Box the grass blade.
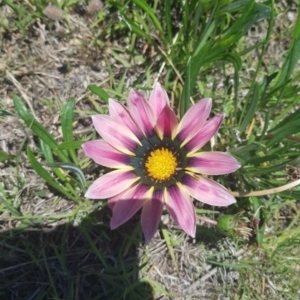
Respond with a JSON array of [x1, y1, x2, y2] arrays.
[[26, 146, 75, 201], [46, 162, 86, 191], [88, 85, 109, 103], [61, 98, 78, 164], [13, 95, 68, 162], [239, 83, 259, 134]]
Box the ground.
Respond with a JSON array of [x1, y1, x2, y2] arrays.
[[1, 1, 300, 300]]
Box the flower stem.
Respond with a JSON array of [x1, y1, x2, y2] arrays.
[[231, 178, 300, 197], [197, 216, 217, 226]]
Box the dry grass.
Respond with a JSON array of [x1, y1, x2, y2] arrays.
[[1, 1, 300, 299]]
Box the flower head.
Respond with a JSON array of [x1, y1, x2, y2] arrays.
[[83, 83, 240, 243]]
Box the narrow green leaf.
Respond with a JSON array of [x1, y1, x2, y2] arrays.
[[131, 0, 164, 36], [239, 83, 259, 133], [26, 146, 74, 200], [271, 109, 300, 132], [249, 197, 265, 245], [45, 162, 86, 191], [180, 3, 218, 117], [120, 15, 152, 43], [267, 118, 300, 147], [13, 95, 68, 162], [230, 142, 265, 160], [57, 141, 84, 150], [193, 20, 216, 58], [140, 277, 171, 296], [164, 0, 172, 43], [40, 139, 76, 193], [274, 6, 300, 88], [180, 56, 192, 118], [40, 137, 54, 164], [88, 85, 109, 102], [61, 98, 78, 164], [62, 98, 75, 143], [0, 150, 14, 162], [161, 224, 178, 270]]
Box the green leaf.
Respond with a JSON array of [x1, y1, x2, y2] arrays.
[[61, 98, 75, 144], [45, 162, 86, 191], [57, 141, 84, 150], [180, 3, 217, 117], [26, 146, 74, 200], [13, 95, 68, 162], [120, 15, 152, 43], [249, 197, 266, 245], [267, 118, 300, 147], [180, 56, 192, 118], [88, 85, 109, 103], [274, 7, 300, 88], [131, 0, 164, 37], [40, 139, 71, 185], [161, 223, 178, 270], [270, 109, 300, 132], [0, 150, 14, 162], [239, 83, 259, 134], [40, 140, 79, 197], [164, 0, 172, 43], [61, 98, 77, 164]]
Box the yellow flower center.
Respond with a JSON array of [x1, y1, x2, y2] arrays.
[[145, 148, 177, 181]]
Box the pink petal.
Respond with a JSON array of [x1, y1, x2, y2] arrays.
[[128, 89, 156, 137], [164, 185, 196, 237], [141, 189, 164, 243], [108, 98, 142, 138], [85, 170, 138, 199], [155, 104, 178, 139], [176, 98, 212, 146], [185, 114, 224, 153], [92, 115, 140, 155], [149, 82, 170, 117], [82, 140, 129, 168], [183, 174, 236, 206], [188, 151, 241, 175], [107, 195, 118, 211], [110, 184, 150, 229]]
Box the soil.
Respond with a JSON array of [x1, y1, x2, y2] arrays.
[[0, 1, 298, 299]]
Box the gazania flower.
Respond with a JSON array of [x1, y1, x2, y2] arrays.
[[83, 83, 240, 243]]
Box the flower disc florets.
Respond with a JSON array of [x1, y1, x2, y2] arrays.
[[130, 136, 187, 189], [82, 83, 241, 243]]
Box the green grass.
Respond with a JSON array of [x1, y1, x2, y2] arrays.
[[1, 0, 300, 299]]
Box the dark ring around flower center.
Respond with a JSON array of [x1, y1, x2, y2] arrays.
[[129, 135, 188, 190]]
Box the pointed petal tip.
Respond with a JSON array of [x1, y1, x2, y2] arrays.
[[81, 141, 88, 152], [183, 175, 237, 207], [231, 197, 237, 204], [188, 152, 241, 175], [128, 89, 156, 137], [202, 97, 212, 102], [108, 97, 116, 103], [110, 220, 119, 230], [141, 193, 164, 244], [177, 97, 213, 146], [91, 114, 100, 121], [149, 82, 170, 117], [188, 230, 196, 239], [143, 233, 154, 244], [153, 81, 162, 89], [198, 97, 212, 107], [165, 185, 197, 238], [128, 88, 140, 99], [84, 189, 94, 199]]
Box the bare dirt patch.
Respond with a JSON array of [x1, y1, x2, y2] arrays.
[[0, 1, 298, 299]]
